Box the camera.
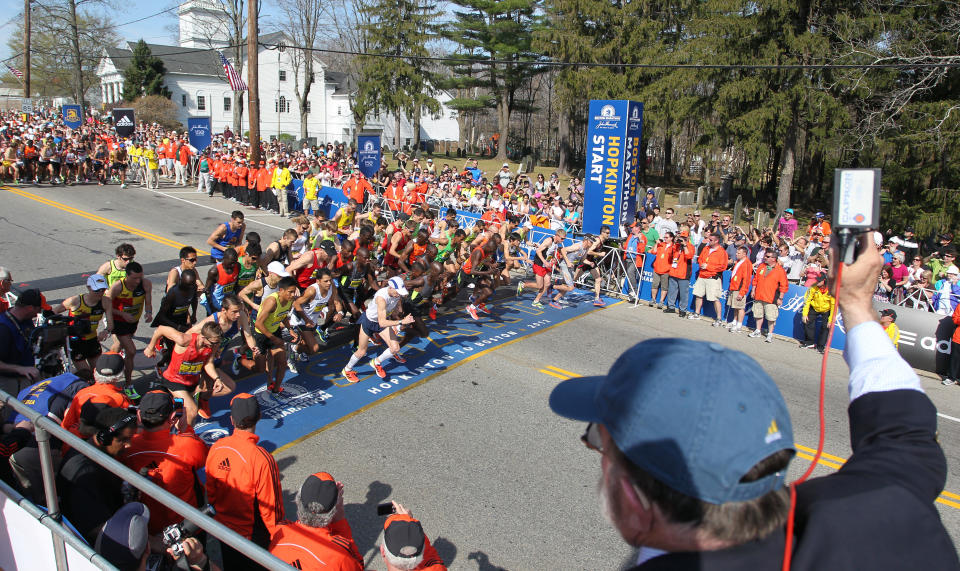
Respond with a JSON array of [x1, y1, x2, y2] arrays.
[[162, 504, 216, 558]]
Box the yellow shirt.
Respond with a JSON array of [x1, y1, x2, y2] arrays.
[[272, 168, 292, 190], [144, 148, 159, 170], [884, 322, 900, 348], [303, 177, 319, 200]]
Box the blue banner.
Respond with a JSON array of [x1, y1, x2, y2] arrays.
[[583, 100, 642, 238], [62, 105, 82, 130], [187, 117, 212, 152], [357, 134, 381, 179]]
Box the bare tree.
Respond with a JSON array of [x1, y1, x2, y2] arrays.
[[278, 0, 322, 140]]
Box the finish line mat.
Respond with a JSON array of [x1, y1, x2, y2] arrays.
[[192, 291, 618, 453]]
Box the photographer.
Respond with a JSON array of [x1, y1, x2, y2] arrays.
[[379, 503, 447, 571], [0, 288, 44, 401], [268, 471, 362, 570]]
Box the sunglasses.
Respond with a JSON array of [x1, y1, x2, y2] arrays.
[[120, 256, 134, 262], [581, 423, 603, 452], [184, 257, 198, 262]]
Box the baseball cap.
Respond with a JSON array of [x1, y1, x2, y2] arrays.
[[87, 274, 108, 291], [549, 339, 795, 504], [815, 211, 825, 218], [646, 189, 655, 195], [15, 288, 43, 308], [947, 265, 959, 276], [230, 393, 260, 424], [139, 391, 174, 423], [267, 261, 290, 276], [814, 271, 828, 284], [905, 226, 915, 233], [502, 162, 509, 167], [879, 308, 897, 321], [95, 502, 150, 570], [388, 276, 408, 296], [941, 233, 954, 241], [96, 352, 125, 377], [299, 472, 338, 513], [79, 400, 112, 427], [783, 208, 794, 214], [383, 514, 426, 559]]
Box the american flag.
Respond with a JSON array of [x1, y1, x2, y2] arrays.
[[218, 51, 247, 92], [5, 63, 23, 82]]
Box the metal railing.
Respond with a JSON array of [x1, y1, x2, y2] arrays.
[[0, 389, 289, 570]]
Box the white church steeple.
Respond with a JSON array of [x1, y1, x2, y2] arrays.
[[178, 0, 232, 49]]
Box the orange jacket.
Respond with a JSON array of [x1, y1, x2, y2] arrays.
[[247, 167, 259, 189], [953, 303, 960, 344], [385, 183, 403, 212], [205, 430, 284, 539], [227, 165, 238, 186], [342, 177, 372, 204], [177, 145, 191, 165], [729, 257, 754, 297], [268, 519, 362, 571], [652, 242, 674, 274], [258, 167, 275, 192], [60, 383, 132, 437], [120, 427, 208, 534], [751, 262, 789, 304], [697, 246, 728, 278], [667, 242, 695, 279], [236, 165, 248, 187]]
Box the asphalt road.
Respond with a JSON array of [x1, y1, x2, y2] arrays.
[[1, 179, 958, 569]]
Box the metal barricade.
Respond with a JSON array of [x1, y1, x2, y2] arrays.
[[0, 389, 289, 570]]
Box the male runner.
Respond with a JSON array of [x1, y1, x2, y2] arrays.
[[260, 229, 298, 271], [165, 246, 201, 293], [332, 198, 358, 240], [549, 236, 593, 309], [52, 275, 110, 373], [144, 322, 225, 425], [202, 248, 240, 315], [206, 211, 246, 264], [292, 269, 346, 355], [97, 244, 136, 288], [341, 277, 414, 383], [571, 225, 609, 307], [459, 240, 498, 320], [526, 229, 566, 308], [104, 261, 153, 385], [253, 276, 301, 393], [150, 269, 199, 372]]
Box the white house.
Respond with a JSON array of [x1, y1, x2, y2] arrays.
[[96, 0, 459, 147]]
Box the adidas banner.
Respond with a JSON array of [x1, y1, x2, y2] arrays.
[[113, 108, 136, 138]]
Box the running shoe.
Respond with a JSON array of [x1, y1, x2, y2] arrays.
[[197, 398, 212, 420], [549, 301, 563, 310], [429, 305, 437, 320], [712, 320, 723, 327], [268, 382, 284, 394], [466, 305, 480, 320], [593, 298, 605, 307], [286, 354, 298, 373], [748, 330, 762, 338], [371, 358, 387, 378], [317, 327, 328, 343], [468, 294, 476, 304], [517, 281, 525, 296], [687, 314, 701, 320], [531, 301, 544, 309], [393, 352, 407, 364], [342, 368, 360, 383], [765, 333, 774, 343], [476, 303, 490, 314], [229, 356, 242, 376], [123, 386, 141, 401], [297, 351, 310, 362]]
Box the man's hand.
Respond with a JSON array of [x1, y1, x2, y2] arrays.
[[400, 314, 415, 325], [16, 366, 39, 382], [801, 313, 808, 324], [830, 232, 883, 331], [97, 329, 110, 342], [144, 345, 157, 359], [392, 501, 411, 516]]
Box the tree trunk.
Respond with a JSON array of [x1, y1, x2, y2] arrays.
[[496, 88, 509, 161], [233, 41, 244, 135], [412, 105, 421, 152], [67, 0, 84, 105], [395, 112, 401, 149], [662, 134, 673, 180], [558, 109, 571, 174], [776, 109, 799, 214]]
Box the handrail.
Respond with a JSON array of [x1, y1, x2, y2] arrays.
[[0, 389, 289, 570]]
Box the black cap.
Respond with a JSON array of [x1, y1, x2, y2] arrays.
[[139, 391, 173, 423], [879, 308, 897, 321], [905, 226, 915, 233], [95, 502, 150, 569], [383, 515, 426, 558], [96, 352, 125, 377], [299, 472, 338, 513], [15, 288, 43, 308], [230, 393, 260, 424], [80, 401, 112, 427]]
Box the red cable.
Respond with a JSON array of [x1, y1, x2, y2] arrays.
[[782, 261, 844, 571]]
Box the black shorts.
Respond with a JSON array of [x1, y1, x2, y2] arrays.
[[456, 269, 477, 288], [252, 330, 282, 353], [576, 260, 598, 273], [359, 313, 383, 338], [113, 320, 139, 337], [158, 376, 197, 394], [70, 337, 102, 362]]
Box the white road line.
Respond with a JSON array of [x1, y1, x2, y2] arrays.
[[144, 187, 287, 231], [938, 412, 960, 423]]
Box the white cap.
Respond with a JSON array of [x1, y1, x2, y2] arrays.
[[87, 274, 108, 291], [388, 276, 408, 296], [948, 265, 959, 276], [873, 231, 884, 247], [267, 261, 290, 276], [502, 163, 509, 167]]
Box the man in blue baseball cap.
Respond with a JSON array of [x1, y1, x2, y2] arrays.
[[549, 234, 957, 569]]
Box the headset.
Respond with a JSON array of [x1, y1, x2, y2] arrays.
[[96, 413, 137, 447]]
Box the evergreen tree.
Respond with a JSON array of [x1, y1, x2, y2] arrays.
[[121, 40, 170, 102]]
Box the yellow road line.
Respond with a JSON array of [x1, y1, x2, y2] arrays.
[[544, 365, 579, 377], [2, 186, 211, 255], [537, 366, 960, 511], [539, 369, 570, 380], [271, 301, 619, 455]]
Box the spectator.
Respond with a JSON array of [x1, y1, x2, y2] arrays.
[[874, 265, 896, 303], [879, 308, 899, 349], [94, 502, 151, 571], [882, 240, 901, 265], [59, 352, 133, 437], [639, 219, 659, 250], [649, 233, 674, 309], [777, 240, 805, 283], [927, 248, 956, 282], [653, 207, 678, 238], [641, 189, 658, 216], [724, 245, 753, 332], [748, 247, 789, 343], [0, 266, 11, 312], [945, 302, 960, 386], [777, 208, 798, 239], [932, 232, 955, 260], [379, 504, 447, 571], [547, 238, 958, 569], [889, 252, 909, 302], [933, 265, 960, 315], [802, 251, 829, 287], [688, 233, 728, 321], [268, 472, 363, 570], [800, 272, 835, 353], [806, 211, 832, 237], [891, 226, 919, 260], [664, 232, 695, 317], [0, 288, 44, 400], [206, 393, 284, 570]]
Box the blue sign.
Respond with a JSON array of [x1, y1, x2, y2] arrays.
[[357, 134, 381, 179], [62, 105, 82, 130], [583, 100, 643, 238], [187, 117, 212, 152]]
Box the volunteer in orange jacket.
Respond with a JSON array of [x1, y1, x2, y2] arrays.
[[258, 160, 275, 211], [748, 247, 789, 342], [725, 245, 754, 332], [689, 232, 729, 321], [342, 171, 372, 205], [664, 231, 695, 316], [649, 232, 674, 309], [379, 505, 448, 571], [206, 393, 284, 570], [60, 353, 132, 438]]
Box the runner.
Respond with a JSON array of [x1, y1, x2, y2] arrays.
[[398, 228, 431, 273], [549, 236, 592, 310], [144, 321, 224, 426], [332, 199, 359, 240], [261, 229, 298, 271], [206, 211, 246, 264], [292, 269, 346, 357], [238, 261, 289, 320], [459, 240, 498, 320], [51, 275, 110, 373], [286, 241, 333, 290], [97, 244, 137, 288], [337, 246, 378, 323], [253, 276, 301, 393], [104, 261, 153, 385], [340, 277, 414, 384], [571, 225, 610, 307], [383, 220, 416, 276], [202, 248, 240, 315], [165, 246, 201, 293]]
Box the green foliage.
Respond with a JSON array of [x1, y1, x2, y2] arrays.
[[121, 40, 170, 102]]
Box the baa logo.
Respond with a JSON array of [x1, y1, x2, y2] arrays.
[[363, 141, 375, 152], [600, 105, 616, 117], [594, 103, 621, 129], [631, 106, 640, 120], [66, 109, 79, 122]]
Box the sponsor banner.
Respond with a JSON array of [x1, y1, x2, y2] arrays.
[[112, 108, 136, 138], [61, 105, 82, 130], [357, 134, 381, 179], [193, 293, 615, 450], [584, 100, 641, 238], [187, 117, 212, 152]]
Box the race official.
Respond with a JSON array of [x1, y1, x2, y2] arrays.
[[0, 289, 45, 400], [379, 504, 447, 571], [205, 393, 284, 570], [549, 235, 959, 569], [119, 391, 209, 535], [749, 247, 789, 343], [689, 233, 728, 321], [268, 472, 363, 571], [60, 353, 132, 438]]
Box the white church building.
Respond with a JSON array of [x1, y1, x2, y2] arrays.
[[96, 0, 459, 147]]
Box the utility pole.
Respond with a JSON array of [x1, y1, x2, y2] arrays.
[[246, 0, 261, 163], [23, 0, 30, 98]]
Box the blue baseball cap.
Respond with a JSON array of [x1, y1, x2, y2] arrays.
[[549, 339, 795, 504]]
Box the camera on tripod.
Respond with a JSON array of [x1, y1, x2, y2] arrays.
[[162, 505, 216, 558]]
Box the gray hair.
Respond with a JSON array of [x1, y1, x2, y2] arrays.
[[0, 267, 10, 281], [296, 488, 337, 529], [93, 370, 125, 386], [894, 251, 905, 261], [378, 530, 424, 571]]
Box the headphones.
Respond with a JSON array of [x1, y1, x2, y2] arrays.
[[96, 414, 137, 447]]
